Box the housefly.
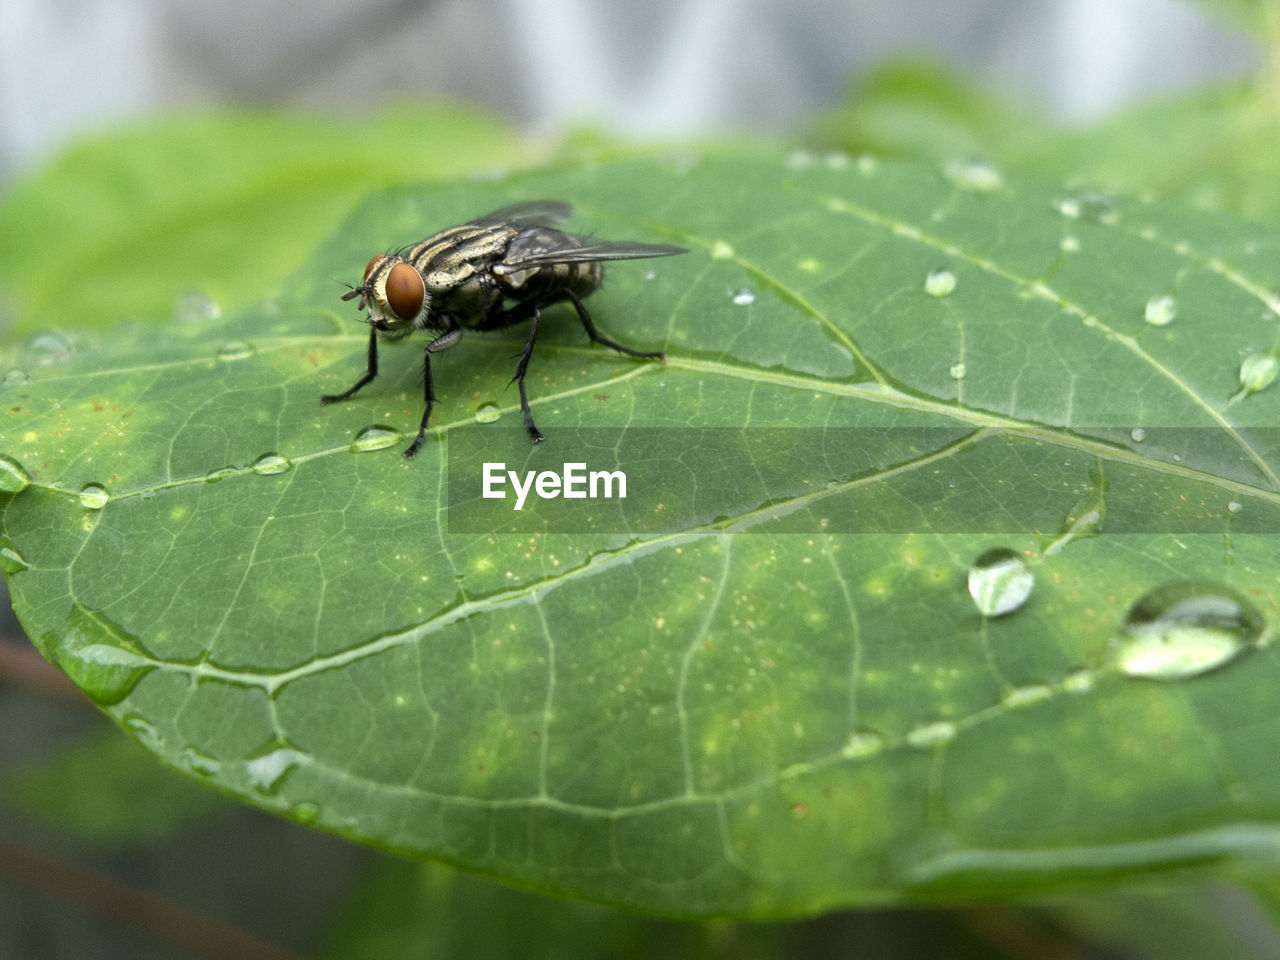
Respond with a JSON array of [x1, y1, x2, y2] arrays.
[[324, 200, 687, 458]]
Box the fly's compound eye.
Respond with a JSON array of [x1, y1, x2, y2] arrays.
[[363, 255, 389, 282], [384, 262, 425, 319]]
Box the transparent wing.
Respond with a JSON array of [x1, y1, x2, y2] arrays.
[[468, 200, 574, 228], [500, 232, 688, 269]]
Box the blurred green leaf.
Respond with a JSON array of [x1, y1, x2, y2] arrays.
[[5, 152, 1280, 916], [0, 105, 520, 336], [816, 64, 1280, 221]]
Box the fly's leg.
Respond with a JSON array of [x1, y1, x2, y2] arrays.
[[512, 307, 545, 443], [562, 288, 665, 361], [321, 327, 379, 404], [404, 322, 463, 459]]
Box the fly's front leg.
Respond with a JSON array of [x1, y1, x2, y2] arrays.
[[403, 322, 462, 459], [562, 288, 664, 361], [321, 327, 379, 404]]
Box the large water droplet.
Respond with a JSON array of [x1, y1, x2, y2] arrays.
[[732, 288, 756, 306], [1130, 427, 1146, 443], [24, 330, 72, 366], [1112, 581, 1264, 680], [925, 268, 957, 297], [968, 547, 1034, 617], [0, 536, 28, 574], [176, 291, 222, 324], [949, 362, 967, 380], [49, 604, 154, 706], [251, 453, 292, 476], [0, 455, 31, 493], [1229, 352, 1278, 404], [475, 404, 501, 424], [350, 425, 401, 452], [3, 369, 29, 387], [1144, 295, 1177, 326], [944, 159, 1003, 192], [78, 483, 110, 510]]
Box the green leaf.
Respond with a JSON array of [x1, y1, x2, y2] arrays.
[[0, 106, 520, 336], [5, 152, 1280, 916]]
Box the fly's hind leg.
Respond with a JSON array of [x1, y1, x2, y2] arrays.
[[561, 288, 664, 361], [511, 306, 545, 443]]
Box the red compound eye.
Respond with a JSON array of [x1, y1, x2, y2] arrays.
[[384, 262, 425, 319], [363, 255, 388, 282]]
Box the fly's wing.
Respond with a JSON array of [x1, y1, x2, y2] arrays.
[[499, 230, 688, 270], [468, 200, 574, 228]]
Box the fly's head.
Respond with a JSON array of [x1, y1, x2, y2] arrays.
[[342, 254, 429, 335]]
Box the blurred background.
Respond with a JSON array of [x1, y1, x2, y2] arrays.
[[0, 0, 1261, 182], [3, 1, 1280, 958]]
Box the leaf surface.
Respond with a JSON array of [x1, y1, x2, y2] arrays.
[[4, 153, 1280, 915]]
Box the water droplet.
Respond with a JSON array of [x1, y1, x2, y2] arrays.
[[840, 730, 885, 758], [944, 159, 1002, 192], [123, 715, 162, 751], [291, 801, 321, 823], [644, 270, 656, 281], [785, 149, 815, 170], [245, 747, 304, 794], [1061, 669, 1095, 694], [350, 425, 402, 451], [925, 268, 957, 297], [205, 466, 236, 483], [906, 720, 957, 748], [180, 747, 221, 777], [24, 330, 72, 367], [175, 291, 221, 324], [251, 454, 291, 476], [856, 154, 878, 175], [1228, 501, 1243, 514], [1130, 427, 1146, 443], [0, 455, 31, 494], [1056, 192, 1117, 223], [217, 340, 253, 361], [1229, 351, 1279, 404], [968, 547, 1034, 617], [1112, 581, 1264, 680], [798, 258, 820, 273], [49, 604, 154, 706], [474, 404, 501, 425], [0, 537, 28, 574], [1060, 235, 1081, 253], [710, 241, 735, 261], [949, 363, 967, 380], [732, 288, 756, 306], [3, 369, 29, 386], [78, 483, 110, 510], [1002, 685, 1053, 709], [1144, 295, 1177, 326]]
